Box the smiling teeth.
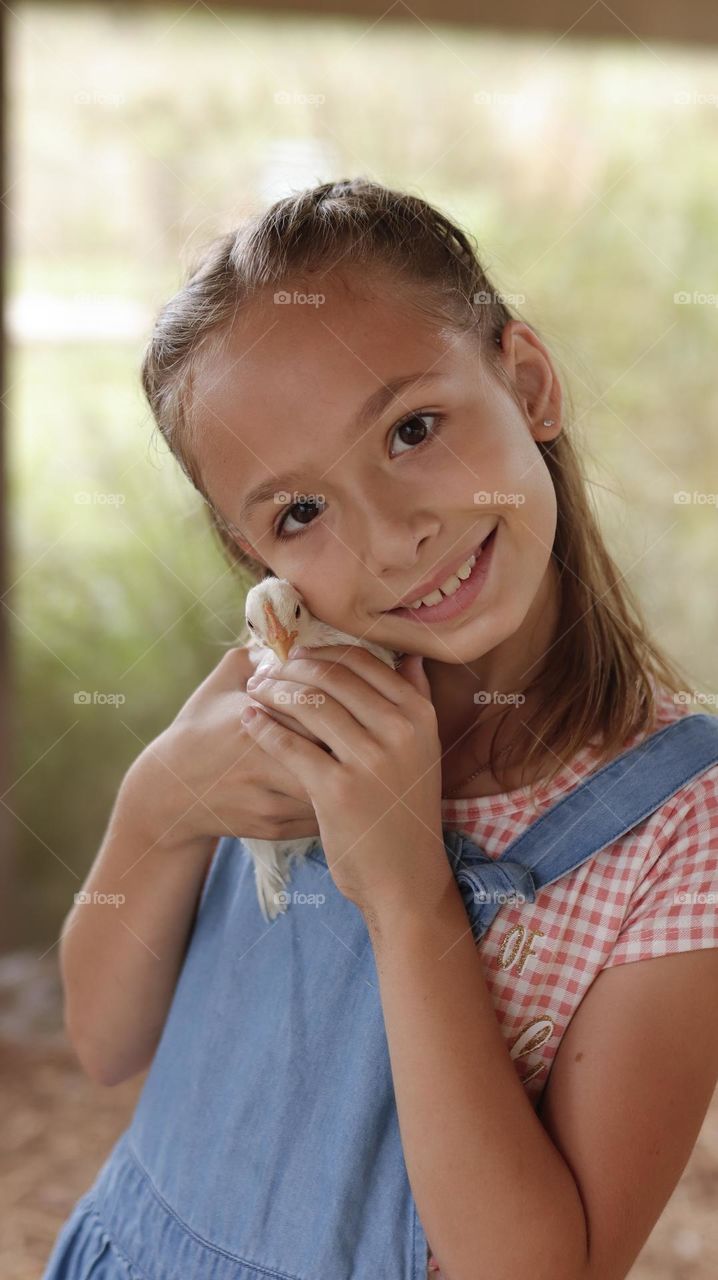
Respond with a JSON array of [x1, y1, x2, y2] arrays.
[[407, 552, 477, 610]]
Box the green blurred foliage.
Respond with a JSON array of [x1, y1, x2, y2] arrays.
[[10, 344, 250, 939], [8, 5, 718, 944]]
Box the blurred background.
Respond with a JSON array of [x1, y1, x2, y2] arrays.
[[1, 2, 717, 1276]]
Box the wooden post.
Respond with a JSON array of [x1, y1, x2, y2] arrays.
[[0, 4, 14, 949]]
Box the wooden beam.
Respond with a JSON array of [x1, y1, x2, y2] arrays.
[[123, 0, 718, 46], [30, 0, 718, 44]]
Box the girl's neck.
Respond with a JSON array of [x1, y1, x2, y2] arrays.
[[425, 560, 561, 800], [436, 686, 550, 799]]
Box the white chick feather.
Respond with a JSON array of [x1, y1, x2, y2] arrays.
[[241, 577, 400, 922]]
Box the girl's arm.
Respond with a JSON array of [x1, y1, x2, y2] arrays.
[[364, 867, 588, 1280], [364, 870, 718, 1280], [61, 646, 319, 1088], [60, 762, 219, 1087], [536, 946, 718, 1280]]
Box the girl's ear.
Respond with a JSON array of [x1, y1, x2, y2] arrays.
[[498, 321, 562, 441]]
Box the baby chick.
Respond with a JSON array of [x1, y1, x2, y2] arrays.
[[241, 577, 399, 921]]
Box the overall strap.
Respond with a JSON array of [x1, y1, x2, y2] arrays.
[[443, 713, 718, 943]]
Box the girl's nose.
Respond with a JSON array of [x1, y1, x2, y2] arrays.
[[361, 492, 441, 573]]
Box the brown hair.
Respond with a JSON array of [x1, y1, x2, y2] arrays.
[[140, 176, 692, 796]]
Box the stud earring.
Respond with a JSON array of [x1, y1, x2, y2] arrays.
[[543, 419, 556, 426]]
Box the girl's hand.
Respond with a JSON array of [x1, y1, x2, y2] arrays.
[[126, 646, 320, 851], [241, 645, 448, 917]]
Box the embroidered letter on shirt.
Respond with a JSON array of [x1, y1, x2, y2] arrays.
[[510, 1018, 555, 1084], [495, 923, 553, 1084], [497, 923, 545, 975]]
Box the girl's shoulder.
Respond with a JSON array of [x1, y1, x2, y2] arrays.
[[554, 683, 718, 968], [442, 681, 718, 947], [443, 680, 718, 827], [599, 695, 718, 968], [606, 681, 718, 826]]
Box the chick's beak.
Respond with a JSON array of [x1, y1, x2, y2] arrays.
[[263, 601, 298, 663]]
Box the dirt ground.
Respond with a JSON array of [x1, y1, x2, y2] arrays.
[[1, 953, 717, 1279]]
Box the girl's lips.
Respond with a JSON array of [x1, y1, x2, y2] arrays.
[[386, 526, 497, 623]]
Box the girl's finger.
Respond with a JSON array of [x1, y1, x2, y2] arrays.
[[248, 742, 319, 806], [243, 692, 328, 745], [240, 704, 340, 792], [246, 678, 390, 771], [255, 651, 421, 733], [286, 644, 419, 708], [394, 652, 431, 699]]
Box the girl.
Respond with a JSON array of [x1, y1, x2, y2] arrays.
[[44, 178, 718, 1280]]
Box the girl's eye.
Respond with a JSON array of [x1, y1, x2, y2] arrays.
[[389, 411, 443, 457], [274, 411, 444, 541], [276, 497, 327, 540]]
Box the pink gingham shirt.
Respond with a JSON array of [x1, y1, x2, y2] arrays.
[[426, 684, 718, 1275]]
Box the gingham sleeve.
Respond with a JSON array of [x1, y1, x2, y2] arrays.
[[603, 764, 718, 968]]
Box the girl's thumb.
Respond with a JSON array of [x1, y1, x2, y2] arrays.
[[397, 652, 430, 695]]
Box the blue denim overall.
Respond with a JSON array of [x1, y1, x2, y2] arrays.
[[43, 712, 718, 1280]]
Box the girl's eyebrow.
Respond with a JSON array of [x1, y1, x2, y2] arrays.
[[237, 369, 441, 524]]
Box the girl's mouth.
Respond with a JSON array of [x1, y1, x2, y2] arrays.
[[385, 526, 498, 624]]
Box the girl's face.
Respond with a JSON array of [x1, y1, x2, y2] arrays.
[[192, 271, 561, 668]]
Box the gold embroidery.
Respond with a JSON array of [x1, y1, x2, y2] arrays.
[[494, 925, 555, 1086], [510, 1016, 555, 1084], [497, 924, 545, 975], [521, 1060, 547, 1085]]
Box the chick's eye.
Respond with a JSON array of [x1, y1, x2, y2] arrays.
[[294, 604, 301, 619], [390, 411, 443, 456]]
